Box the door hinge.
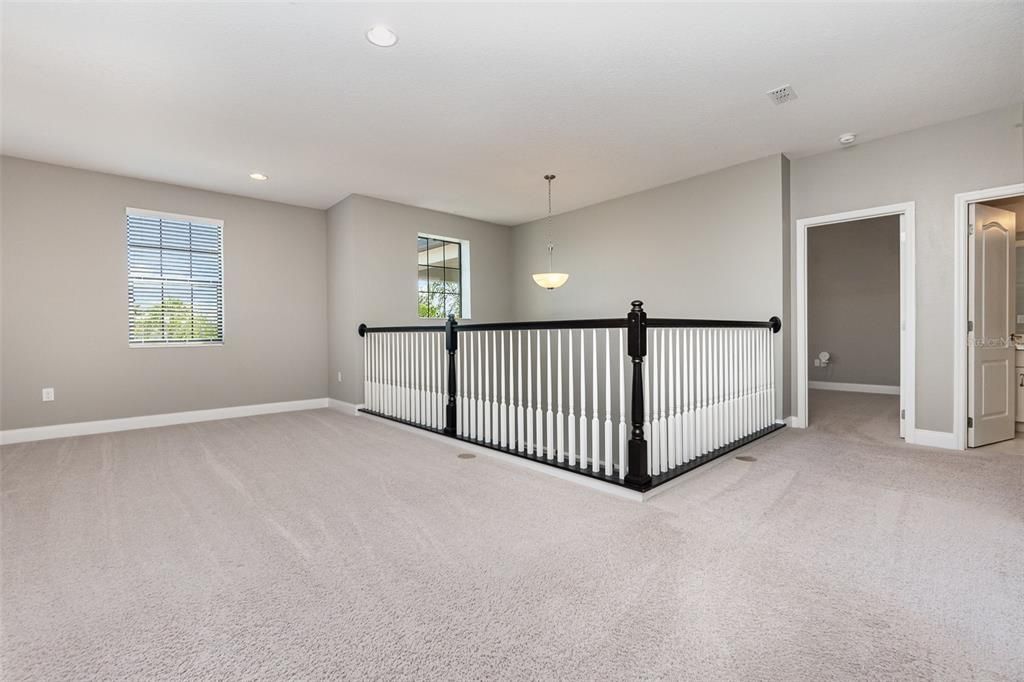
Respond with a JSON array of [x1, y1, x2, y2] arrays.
[[900, 409, 906, 420], [969, 224, 974, 235], [968, 321, 974, 332], [967, 417, 974, 429]]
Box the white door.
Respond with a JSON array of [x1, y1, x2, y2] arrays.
[[968, 204, 1017, 447]]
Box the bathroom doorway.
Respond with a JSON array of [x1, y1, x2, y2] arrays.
[[954, 185, 1024, 449]]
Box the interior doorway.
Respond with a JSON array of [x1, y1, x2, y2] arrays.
[[954, 185, 1024, 449], [795, 203, 916, 439]]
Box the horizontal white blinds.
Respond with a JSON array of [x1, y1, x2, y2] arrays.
[[127, 211, 224, 345]]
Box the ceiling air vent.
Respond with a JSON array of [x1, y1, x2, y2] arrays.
[[766, 84, 798, 105]]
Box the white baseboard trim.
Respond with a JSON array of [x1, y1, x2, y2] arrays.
[[808, 381, 900, 395], [907, 428, 959, 450], [0, 398, 329, 445], [779, 416, 795, 427], [327, 399, 364, 416]]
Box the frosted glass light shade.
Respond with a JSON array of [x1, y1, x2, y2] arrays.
[[532, 272, 569, 290]]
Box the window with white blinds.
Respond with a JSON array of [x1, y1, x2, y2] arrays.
[[127, 208, 224, 346]]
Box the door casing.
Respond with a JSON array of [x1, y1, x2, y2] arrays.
[[794, 202, 916, 441], [954, 184, 1024, 450]]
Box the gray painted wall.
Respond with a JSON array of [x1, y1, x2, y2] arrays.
[[0, 157, 328, 430], [791, 104, 1024, 432], [808, 216, 900, 386], [511, 155, 789, 417], [328, 194, 513, 404]]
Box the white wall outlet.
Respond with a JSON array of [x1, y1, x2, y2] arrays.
[[337, 371, 343, 383], [813, 359, 821, 367], [42, 387, 55, 402]]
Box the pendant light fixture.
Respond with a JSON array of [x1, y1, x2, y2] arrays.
[[531, 173, 570, 290]]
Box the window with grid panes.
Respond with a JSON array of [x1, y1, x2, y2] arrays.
[[417, 236, 463, 318]]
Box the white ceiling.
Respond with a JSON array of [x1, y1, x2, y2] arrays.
[[3, 2, 1022, 225]]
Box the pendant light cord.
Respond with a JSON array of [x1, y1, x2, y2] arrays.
[[544, 173, 556, 270]]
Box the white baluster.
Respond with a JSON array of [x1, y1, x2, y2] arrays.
[[415, 333, 423, 425], [556, 330, 565, 463], [507, 331, 515, 450], [683, 329, 693, 463], [499, 331, 507, 447], [694, 328, 704, 455], [437, 333, 444, 429], [545, 330, 554, 460], [476, 333, 484, 441], [762, 328, 770, 429], [618, 328, 626, 479], [667, 328, 676, 471], [415, 331, 423, 421], [568, 330, 576, 466], [421, 334, 428, 426], [769, 326, 776, 426], [458, 333, 465, 433], [483, 331, 492, 443], [671, 329, 679, 462], [526, 329, 534, 454], [604, 329, 613, 477], [382, 334, 389, 415], [649, 330, 660, 476], [725, 329, 734, 444], [711, 328, 720, 450], [745, 328, 753, 435], [643, 331, 651, 472], [591, 329, 600, 474], [491, 331, 499, 445], [399, 333, 407, 420], [432, 331, 440, 428], [579, 330, 588, 469], [659, 328, 668, 473], [517, 331, 525, 452], [535, 331, 543, 457]]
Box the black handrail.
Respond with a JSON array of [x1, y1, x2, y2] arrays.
[[358, 323, 445, 336], [359, 315, 782, 336], [648, 316, 782, 333]]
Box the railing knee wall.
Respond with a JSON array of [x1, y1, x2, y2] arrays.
[[358, 303, 783, 492]]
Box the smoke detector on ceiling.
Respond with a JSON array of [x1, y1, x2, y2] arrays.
[[766, 85, 798, 105], [838, 133, 857, 146]]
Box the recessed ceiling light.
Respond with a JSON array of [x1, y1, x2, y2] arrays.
[[366, 25, 398, 48], [838, 133, 857, 146], [249, 172, 268, 181]]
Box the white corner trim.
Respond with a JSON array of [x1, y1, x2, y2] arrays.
[[779, 416, 796, 427], [907, 428, 958, 450], [0, 398, 329, 445], [327, 399, 364, 416], [953, 183, 1024, 452], [808, 381, 900, 395]]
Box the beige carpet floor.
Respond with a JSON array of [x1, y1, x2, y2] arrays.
[[2, 391, 1022, 680]]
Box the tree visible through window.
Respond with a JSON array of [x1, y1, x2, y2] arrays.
[[418, 236, 462, 318], [127, 209, 224, 345]]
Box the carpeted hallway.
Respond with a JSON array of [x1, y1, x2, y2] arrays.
[[2, 401, 1022, 680]]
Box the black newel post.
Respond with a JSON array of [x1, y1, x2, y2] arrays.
[[625, 300, 651, 488], [444, 314, 458, 436]]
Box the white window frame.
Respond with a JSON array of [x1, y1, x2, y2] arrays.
[[417, 232, 471, 320], [126, 207, 226, 348]]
